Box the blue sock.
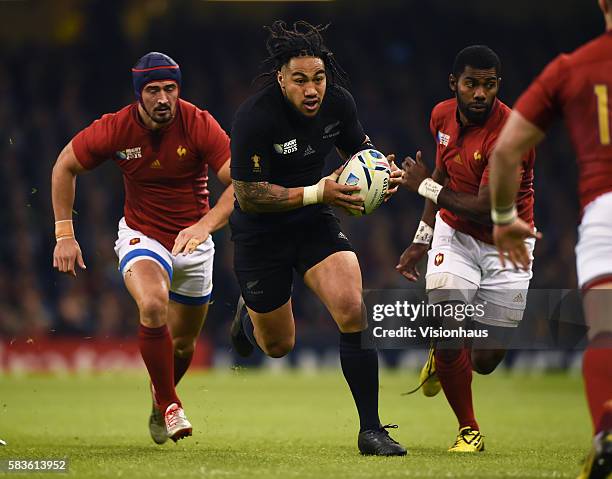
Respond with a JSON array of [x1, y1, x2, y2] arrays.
[[339, 331, 381, 432]]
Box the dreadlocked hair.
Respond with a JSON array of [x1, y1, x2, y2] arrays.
[[254, 20, 348, 88]]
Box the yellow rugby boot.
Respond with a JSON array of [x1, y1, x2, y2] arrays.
[[420, 347, 441, 397], [448, 427, 485, 453]]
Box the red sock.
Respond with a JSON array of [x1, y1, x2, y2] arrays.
[[582, 333, 612, 433], [435, 347, 479, 430], [174, 353, 193, 386], [598, 400, 612, 432], [138, 324, 180, 412]]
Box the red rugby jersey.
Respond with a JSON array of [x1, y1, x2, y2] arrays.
[[514, 30, 612, 212], [430, 98, 535, 244], [72, 99, 230, 251]]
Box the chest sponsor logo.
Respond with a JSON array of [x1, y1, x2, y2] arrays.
[[150, 159, 162, 169], [473, 150, 483, 162], [273, 139, 298, 155], [323, 120, 341, 139], [437, 131, 450, 147], [303, 145, 315, 157], [177, 145, 187, 158], [251, 154, 262, 173], [115, 147, 142, 160]]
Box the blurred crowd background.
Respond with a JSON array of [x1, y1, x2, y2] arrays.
[[0, 0, 599, 361]]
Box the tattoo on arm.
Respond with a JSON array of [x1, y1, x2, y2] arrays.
[[233, 180, 299, 213]]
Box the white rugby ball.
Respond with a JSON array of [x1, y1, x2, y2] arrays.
[[337, 149, 390, 216]]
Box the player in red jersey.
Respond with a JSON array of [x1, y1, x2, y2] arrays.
[[490, 2, 612, 477], [397, 45, 536, 452], [51, 52, 233, 444]]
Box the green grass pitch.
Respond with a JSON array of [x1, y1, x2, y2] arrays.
[[0, 369, 591, 478]]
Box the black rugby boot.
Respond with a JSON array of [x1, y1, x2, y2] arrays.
[[358, 424, 407, 456]]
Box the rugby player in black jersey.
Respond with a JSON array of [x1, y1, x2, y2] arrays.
[[228, 21, 406, 456]]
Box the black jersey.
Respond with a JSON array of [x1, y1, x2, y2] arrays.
[[230, 83, 366, 233]]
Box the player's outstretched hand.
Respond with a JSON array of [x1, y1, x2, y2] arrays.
[[320, 166, 364, 213], [493, 218, 542, 270], [400, 151, 430, 193], [172, 223, 211, 256], [53, 238, 86, 277], [396, 243, 429, 281], [384, 154, 401, 202]]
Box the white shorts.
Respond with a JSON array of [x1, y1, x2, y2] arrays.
[[114, 217, 214, 305], [425, 213, 535, 327], [576, 191, 612, 289]]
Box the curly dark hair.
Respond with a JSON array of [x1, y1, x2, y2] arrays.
[[254, 20, 348, 87], [452, 45, 501, 78]]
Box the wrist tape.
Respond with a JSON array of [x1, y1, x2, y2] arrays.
[[413, 221, 434, 245], [55, 219, 74, 241], [417, 178, 443, 204], [491, 204, 518, 225]]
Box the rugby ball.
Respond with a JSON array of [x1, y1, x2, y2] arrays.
[[337, 149, 391, 216]]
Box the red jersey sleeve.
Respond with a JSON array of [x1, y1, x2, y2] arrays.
[[71, 113, 118, 169], [194, 110, 230, 174], [514, 55, 567, 131], [429, 107, 444, 170]]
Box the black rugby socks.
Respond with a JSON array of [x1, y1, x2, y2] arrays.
[[339, 331, 381, 432]]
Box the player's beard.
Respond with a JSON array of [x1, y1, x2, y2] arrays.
[[150, 105, 174, 124], [456, 94, 492, 125], [143, 104, 174, 125]]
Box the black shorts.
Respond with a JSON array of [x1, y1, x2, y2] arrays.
[[233, 211, 354, 313]]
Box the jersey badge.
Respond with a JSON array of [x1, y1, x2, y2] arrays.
[[177, 146, 187, 158], [434, 253, 444, 266], [251, 154, 262, 173], [273, 139, 298, 155], [150, 159, 162, 169], [115, 147, 142, 161], [323, 121, 341, 139], [453, 154, 463, 165], [437, 131, 450, 147]]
